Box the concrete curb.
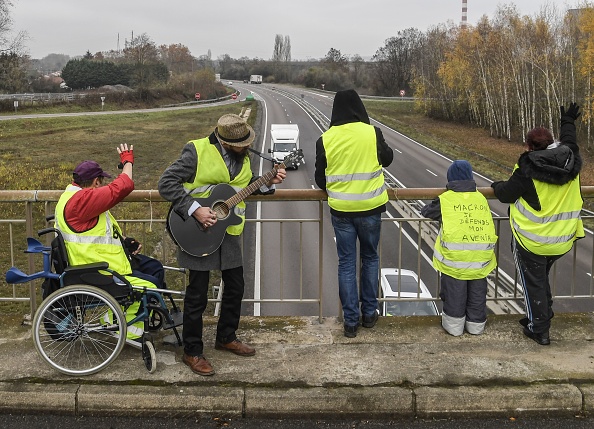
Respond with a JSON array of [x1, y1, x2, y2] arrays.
[[2, 314, 594, 418], [1, 383, 592, 418]]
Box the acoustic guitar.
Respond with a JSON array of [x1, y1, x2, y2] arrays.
[[166, 150, 303, 257]]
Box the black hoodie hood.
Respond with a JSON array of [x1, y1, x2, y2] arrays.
[[329, 89, 370, 127], [518, 144, 582, 186]]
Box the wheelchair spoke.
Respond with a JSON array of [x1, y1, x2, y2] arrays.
[[33, 285, 127, 376]]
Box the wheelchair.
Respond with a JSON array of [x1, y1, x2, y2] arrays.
[[5, 226, 185, 376]]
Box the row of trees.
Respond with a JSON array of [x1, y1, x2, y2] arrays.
[[4, 0, 594, 146], [410, 4, 594, 147], [62, 33, 171, 91]]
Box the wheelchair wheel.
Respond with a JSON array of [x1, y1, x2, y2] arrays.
[[32, 284, 127, 376], [147, 297, 164, 331], [142, 337, 157, 373]]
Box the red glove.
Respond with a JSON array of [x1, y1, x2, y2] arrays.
[[118, 148, 134, 169]]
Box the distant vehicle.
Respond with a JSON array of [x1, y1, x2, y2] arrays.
[[379, 268, 439, 316], [250, 74, 262, 84], [228, 81, 233, 85], [268, 124, 301, 169]]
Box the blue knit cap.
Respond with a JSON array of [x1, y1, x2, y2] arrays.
[[447, 160, 473, 181]]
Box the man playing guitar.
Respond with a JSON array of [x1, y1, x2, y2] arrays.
[[158, 114, 286, 377]]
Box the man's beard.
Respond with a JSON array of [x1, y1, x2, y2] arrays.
[[227, 148, 249, 163]]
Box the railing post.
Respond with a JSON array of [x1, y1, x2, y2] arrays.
[[318, 200, 324, 323], [26, 201, 36, 314]]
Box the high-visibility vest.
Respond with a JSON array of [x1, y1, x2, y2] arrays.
[[510, 168, 584, 256], [55, 185, 132, 275], [433, 190, 497, 280], [322, 122, 388, 212], [183, 138, 252, 235], [57, 185, 158, 339]]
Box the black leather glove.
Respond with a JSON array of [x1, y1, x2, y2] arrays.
[[124, 237, 140, 253], [561, 102, 581, 121]]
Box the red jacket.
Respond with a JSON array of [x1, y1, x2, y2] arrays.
[[64, 174, 134, 232]]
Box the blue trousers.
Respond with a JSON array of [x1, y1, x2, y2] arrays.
[[331, 213, 382, 327]]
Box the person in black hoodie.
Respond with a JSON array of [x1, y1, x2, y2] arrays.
[[421, 160, 497, 337], [314, 89, 393, 338], [491, 102, 584, 345]]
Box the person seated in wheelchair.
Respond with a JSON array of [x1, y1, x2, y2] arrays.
[[55, 143, 164, 339]]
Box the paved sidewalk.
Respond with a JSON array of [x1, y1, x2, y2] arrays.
[[1, 312, 594, 418]]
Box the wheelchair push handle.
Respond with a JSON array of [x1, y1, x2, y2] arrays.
[[38, 227, 58, 237], [37, 226, 66, 242]]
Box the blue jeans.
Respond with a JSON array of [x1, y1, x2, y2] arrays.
[[331, 213, 382, 327]]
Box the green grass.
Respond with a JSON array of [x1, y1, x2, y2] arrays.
[[364, 100, 524, 182], [364, 99, 593, 186], [0, 105, 254, 190], [0, 101, 258, 314]]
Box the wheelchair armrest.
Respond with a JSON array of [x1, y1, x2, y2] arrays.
[[62, 262, 132, 301], [63, 262, 109, 273]]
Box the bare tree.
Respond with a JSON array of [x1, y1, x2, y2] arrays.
[[122, 33, 166, 91], [158, 43, 194, 74], [0, 0, 26, 54], [324, 48, 348, 72], [372, 28, 423, 96], [272, 34, 283, 62], [350, 54, 366, 88], [282, 35, 291, 81], [282, 35, 291, 62]]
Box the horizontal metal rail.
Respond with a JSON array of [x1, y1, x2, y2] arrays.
[[1, 188, 593, 319]]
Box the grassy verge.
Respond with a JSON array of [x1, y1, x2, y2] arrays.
[[364, 100, 594, 186], [1, 101, 257, 314]]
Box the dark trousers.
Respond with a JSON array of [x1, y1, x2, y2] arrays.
[[183, 266, 245, 356], [512, 238, 561, 334], [440, 273, 487, 323], [131, 254, 165, 288]]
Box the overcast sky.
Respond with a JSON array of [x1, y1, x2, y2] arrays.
[[12, 0, 579, 60]]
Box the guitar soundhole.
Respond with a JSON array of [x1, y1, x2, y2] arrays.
[[212, 202, 230, 219]]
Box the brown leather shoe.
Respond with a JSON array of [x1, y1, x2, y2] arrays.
[[215, 339, 256, 356], [182, 353, 215, 376]]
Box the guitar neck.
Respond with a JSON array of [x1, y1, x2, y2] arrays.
[[226, 163, 284, 208]]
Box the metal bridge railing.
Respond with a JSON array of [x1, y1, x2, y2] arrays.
[[1, 187, 593, 321]]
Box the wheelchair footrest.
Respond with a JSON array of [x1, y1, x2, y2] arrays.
[[163, 310, 183, 330], [162, 332, 183, 347]]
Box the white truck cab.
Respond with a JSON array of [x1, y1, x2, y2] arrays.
[[268, 124, 302, 169]]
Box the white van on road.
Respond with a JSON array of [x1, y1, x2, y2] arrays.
[[268, 124, 302, 169]]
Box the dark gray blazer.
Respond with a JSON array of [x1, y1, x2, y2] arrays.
[[158, 135, 244, 271]]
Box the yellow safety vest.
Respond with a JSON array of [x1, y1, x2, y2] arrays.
[[56, 185, 157, 339], [183, 138, 252, 235], [55, 185, 132, 275], [510, 169, 584, 256], [433, 190, 497, 280], [322, 122, 388, 212]]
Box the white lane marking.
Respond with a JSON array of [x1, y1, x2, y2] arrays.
[[426, 169, 437, 177], [252, 93, 268, 316]]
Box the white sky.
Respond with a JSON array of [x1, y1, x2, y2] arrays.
[[11, 0, 580, 60]]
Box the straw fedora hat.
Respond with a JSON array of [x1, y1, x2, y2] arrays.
[[214, 114, 255, 147]]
